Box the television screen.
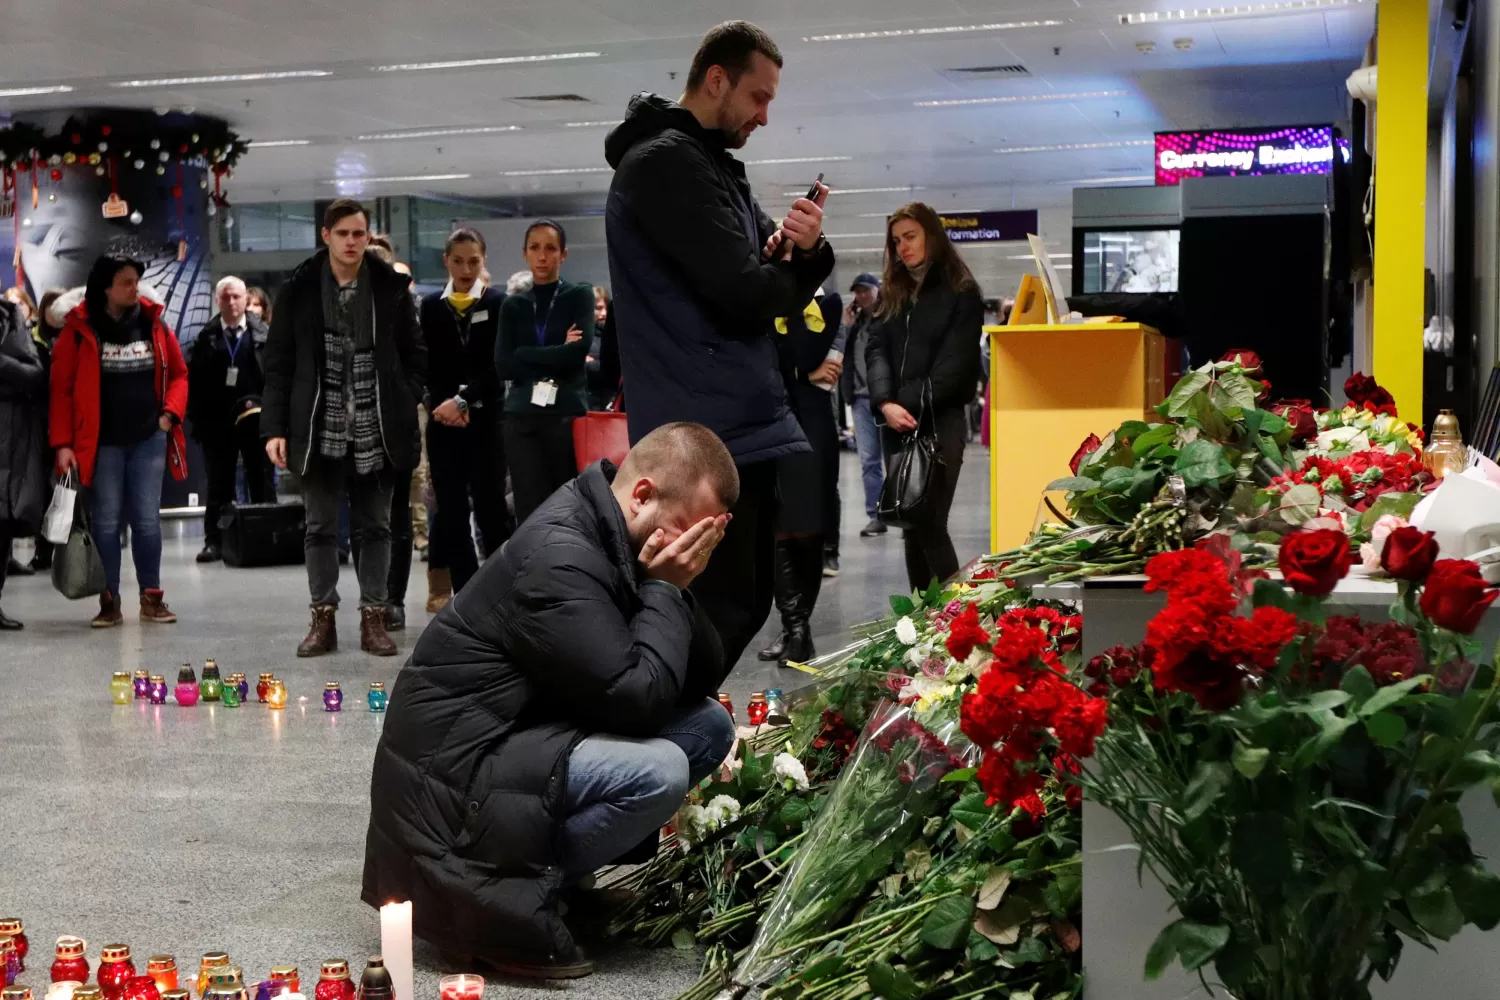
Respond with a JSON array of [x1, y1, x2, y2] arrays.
[[1080, 229, 1180, 293]]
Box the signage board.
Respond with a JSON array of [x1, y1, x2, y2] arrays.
[[939, 209, 1038, 243], [1154, 126, 1337, 186]]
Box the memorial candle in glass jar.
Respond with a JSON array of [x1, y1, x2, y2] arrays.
[[120, 977, 160, 1000], [173, 667, 199, 707], [322, 683, 342, 713], [437, 975, 482, 1000], [194, 954, 229, 999], [4, 985, 35, 1000], [111, 673, 133, 705], [366, 683, 386, 713], [268, 968, 298, 997], [145, 956, 177, 993], [132, 670, 150, 700], [0, 938, 17, 987], [0, 920, 28, 971], [313, 963, 352, 1000], [49, 938, 87, 984], [256, 675, 274, 704], [746, 692, 768, 726], [199, 660, 223, 702], [267, 681, 288, 710], [96, 946, 134, 1000], [147, 676, 168, 705]]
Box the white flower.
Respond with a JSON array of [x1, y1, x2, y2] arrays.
[[674, 803, 711, 850], [1360, 541, 1382, 571], [705, 794, 741, 826], [904, 675, 958, 712], [895, 616, 918, 645], [773, 752, 811, 791]]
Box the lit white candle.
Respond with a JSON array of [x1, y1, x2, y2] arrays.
[[379, 901, 414, 1000], [47, 983, 81, 1000]]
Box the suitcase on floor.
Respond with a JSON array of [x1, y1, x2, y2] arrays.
[[220, 501, 306, 568]]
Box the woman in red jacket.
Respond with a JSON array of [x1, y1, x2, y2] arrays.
[[50, 254, 189, 627]]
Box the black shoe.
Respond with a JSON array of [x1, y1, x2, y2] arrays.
[[338, 550, 350, 566], [384, 604, 406, 631], [6, 557, 34, 577], [757, 631, 787, 661], [0, 608, 21, 630], [29, 555, 51, 572], [823, 553, 840, 578], [860, 519, 888, 537], [472, 948, 596, 981], [781, 621, 815, 666], [196, 544, 222, 564]]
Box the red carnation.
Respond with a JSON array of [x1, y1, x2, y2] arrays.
[[944, 603, 990, 663], [1381, 526, 1439, 581], [1278, 529, 1351, 597], [1420, 560, 1498, 634], [1069, 433, 1103, 475], [1271, 399, 1318, 444]]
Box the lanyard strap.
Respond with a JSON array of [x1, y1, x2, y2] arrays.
[[534, 293, 556, 346], [222, 326, 246, 363]]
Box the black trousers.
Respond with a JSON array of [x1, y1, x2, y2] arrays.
[[202, 415, 275, 546], [350, 468, 414, 605], [428, 412, 512, 593], [0, 523, 11, 600], [690, 460, 779, 669], [504, 411, 578, 527], [883, 408, 966, 593]]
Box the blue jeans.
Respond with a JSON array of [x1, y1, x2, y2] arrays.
[[852, 397, 885, 520], [560, 697, 735, 878], [92, 430, 167, 596]]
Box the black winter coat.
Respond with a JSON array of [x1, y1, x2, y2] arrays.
[[0, 301, 48, 533], [866, 277, 984, 425], [186, 313, 269, 443], [604, 93, 833, 465], [361, 461, 728, 962], [421, 285, 504, 409], [261, 249, 428, 473]]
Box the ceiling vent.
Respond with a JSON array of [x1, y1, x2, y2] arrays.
[[508, 93, 592, 107], [940, 64, 1031, 83]]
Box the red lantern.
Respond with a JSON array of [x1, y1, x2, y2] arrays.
[[49, 169, 62, 182]]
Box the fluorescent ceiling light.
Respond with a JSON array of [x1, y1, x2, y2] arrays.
[[1006, 253, 1072, 260], [1063, 175, 1155, 184], [917, 90, 1129, 108], [0, 85, 75, 98], [248, 139, 312, 148], [563, 121, 617, 128], [806, 20, 1065, 42], [373, 52, 601, 72], [111, 70, 331, 88], [745, 156, 854, 165], [1052, 264, 1074, 269], [499, 166, 612, 176], [783, 185, 924, 196], [994, 140, 1153, 154], [825, 232, 888, 239], [324, 173, 472, 183], [357, 125, 523, 141], [1118, 0, 1366, 24]]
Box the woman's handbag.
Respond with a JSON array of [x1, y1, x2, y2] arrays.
[[877, 376, 940, 530], [51, 505, 107, 600], [572, 391, 630, 472]]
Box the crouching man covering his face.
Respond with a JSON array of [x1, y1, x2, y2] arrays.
[[361, 421, 738, 980]]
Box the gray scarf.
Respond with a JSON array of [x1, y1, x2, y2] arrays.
[[317, 260, 383, 474]]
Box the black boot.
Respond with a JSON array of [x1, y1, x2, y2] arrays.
[[0, 607, 22, 630], [780, 537, 824, 667], [758, 540, 798, 661]]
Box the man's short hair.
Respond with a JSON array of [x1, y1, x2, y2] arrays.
[[323, 198, 368, 230], [214, 275, 246, 297], [621, 422, 739, 509], [686, 21, 783, 92]]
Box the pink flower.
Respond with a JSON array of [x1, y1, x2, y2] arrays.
[[1360, 542, 1383, 572], [1370, 514, 1410, 547]]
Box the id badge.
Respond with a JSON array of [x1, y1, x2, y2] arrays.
[[225, 366, 239, 387], [531, 380, 558, 407], [472, 310, 489, 323]]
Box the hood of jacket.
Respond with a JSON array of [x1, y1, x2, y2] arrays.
[[605, 93, 728, 168]]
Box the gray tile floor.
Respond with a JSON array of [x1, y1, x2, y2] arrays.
[[0, 446, 988, 1000]]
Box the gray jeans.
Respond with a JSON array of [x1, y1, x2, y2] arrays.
[[302, 455, 394, 609]]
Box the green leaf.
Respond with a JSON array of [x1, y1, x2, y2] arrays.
[[941, 767, 977, 784], [1144, 920, 1231, 978], [1258, 410, 1290, 436], [1131, 424, 1176, 457], [1359, 675, 1433, 718], [779, 798, 812, 827], [1255, 432, 1285, 465], [1177, 439, 1236, 489], [1117, 420, 1151, 440], [1214, 939, 1257, 991], [1045, 476, 1100, 493], [1232, 744, 1271, 779], [1211, 372, 1259, 412], [1010, 936, 1051, 966], [866, 960, 921, 1000], [1281, 483, 1324, 525], [1407, 883, 1465, 940], [1289, 690, 1353, 714], [1449, 750, 1500, 789], [671, 927, 696, 950], [1252, 577, 1293, 610], [1341, 666, 1377, 707], [967, 934, 1000, 963], [952, 792, 995, 832], [890, 594, 915, 616], [1182, 760, 1233, 820], [1164, 370, 1213, 417], [800, 954, 846, 984], [1359, 492, 1423, 534], [1366, 711, 1409, 747], [920, 895, 978, 950], [1453, 865, 1500, 930]]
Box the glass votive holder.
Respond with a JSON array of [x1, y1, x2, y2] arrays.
[[111, 672, 132, 705], [267, 681, 288, 710], [367, 683, 387, 713], [438, 975, 483, 1000], [147, 676, 168, 705], [221, 684, 241, 708], [132, 670, 150, 700], [322, 682, 342, 713]]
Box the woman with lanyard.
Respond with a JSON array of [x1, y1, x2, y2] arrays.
[[495, 219, 595, 526], [420, 228, 510, 602]]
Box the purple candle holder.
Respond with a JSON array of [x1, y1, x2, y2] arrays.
[[323, 682, 343, 713]]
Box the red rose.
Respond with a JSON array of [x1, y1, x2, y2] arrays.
[[1271, 399, 1318, 444], [1419, 560, 1498, 634], [1380, 526, 1439, 581], [1344, 372, 1378, 405], [1278, 529, 1351, 597], [1220, 349, 1263, 375], [1069, 433, 1102, 475]]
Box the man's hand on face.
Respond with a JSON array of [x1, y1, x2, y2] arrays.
[[781, 182, 829, 252], [638, 514, 731, 590]]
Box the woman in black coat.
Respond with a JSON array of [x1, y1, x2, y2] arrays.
[[866, 202, 984, 591], [0, 298, 50, 628]]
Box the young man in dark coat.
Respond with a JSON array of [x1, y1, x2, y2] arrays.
[[361, 422, 738, 979], [187, 275, 276, 564], [604, 20, 836, 670], [261, 198, 428, 658]]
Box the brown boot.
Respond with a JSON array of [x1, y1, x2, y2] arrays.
[[139, 588, 178, 624], [91, 590, 123, 629], [297, 605, 338, 657], [426, 567, 452, 613], [360, 606, 398, 657]]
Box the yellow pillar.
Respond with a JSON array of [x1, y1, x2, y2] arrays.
[[1371, 0, 1429, 421]]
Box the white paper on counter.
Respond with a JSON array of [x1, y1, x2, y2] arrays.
[[1410, 470, 1500, 571]]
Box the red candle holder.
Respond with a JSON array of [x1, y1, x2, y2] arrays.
[[120, 977, 160, 1000], [97, 945, 135, 1000], [50, 937, 88, 984]]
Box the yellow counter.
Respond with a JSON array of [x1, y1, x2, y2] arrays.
[[987, 322, 1169, 551]]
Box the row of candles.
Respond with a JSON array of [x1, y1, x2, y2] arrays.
[[721, 689, 789, 727], [109, 663, 389, 714]]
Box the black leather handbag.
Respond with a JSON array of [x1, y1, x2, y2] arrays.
[[877, 334, 941, 529]]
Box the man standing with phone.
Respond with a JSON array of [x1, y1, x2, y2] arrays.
[[604, 20, 835, 667]]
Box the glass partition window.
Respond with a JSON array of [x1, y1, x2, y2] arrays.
[[1080, 229, 1181, 293]]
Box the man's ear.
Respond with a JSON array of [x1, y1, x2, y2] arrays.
[[630, 477, 656, 508]]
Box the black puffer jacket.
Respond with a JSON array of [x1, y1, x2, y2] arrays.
[[261, 249, 427, 473], [866, 277, 984, 422], [361, 460, 728, 961], [0, 301, 48, 533], [604, 93, 833, 465]]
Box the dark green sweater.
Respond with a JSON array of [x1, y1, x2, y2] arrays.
[[494, 279, 596, 416]]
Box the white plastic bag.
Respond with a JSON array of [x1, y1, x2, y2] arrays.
[[42, 470, 78, 545]]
